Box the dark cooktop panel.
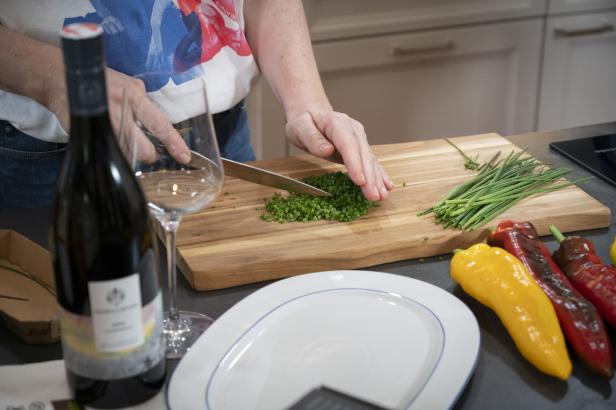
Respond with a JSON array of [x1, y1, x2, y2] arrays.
[[550, 134, 616, 188]]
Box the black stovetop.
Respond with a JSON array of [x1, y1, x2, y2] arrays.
[[550, 133, 616, 188]]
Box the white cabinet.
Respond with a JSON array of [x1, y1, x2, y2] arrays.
[[313, 19, 542, 146], [248, 19, 543, 158], [537, 10, 616, 130]]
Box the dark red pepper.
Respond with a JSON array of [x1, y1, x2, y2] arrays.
[[550, 225, 616, 331], [488, 220, 613, 378]]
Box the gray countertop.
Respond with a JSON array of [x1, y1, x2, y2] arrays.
[[2, 122, 616, 409]]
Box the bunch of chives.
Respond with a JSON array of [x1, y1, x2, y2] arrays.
[[418, 147, 590, 231]]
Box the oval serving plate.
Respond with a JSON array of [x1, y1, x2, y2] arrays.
[[167, 270, 480, 410]]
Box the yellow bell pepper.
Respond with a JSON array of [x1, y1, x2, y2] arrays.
[[451, 243, 571, 380]]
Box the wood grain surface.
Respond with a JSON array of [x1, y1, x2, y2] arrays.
[[173, 133, 610, 290]]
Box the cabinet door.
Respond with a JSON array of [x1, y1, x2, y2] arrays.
[[537, 11, 616, 130], [548, 0, 616, 14], [246, 19, 542, 159]]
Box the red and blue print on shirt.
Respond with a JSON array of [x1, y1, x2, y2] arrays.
[[64, 0, 252, 90]]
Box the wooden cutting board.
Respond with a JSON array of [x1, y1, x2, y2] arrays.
[[175, 133, 610, 290]]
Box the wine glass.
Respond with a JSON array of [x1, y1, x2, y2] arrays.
[[119, 72, 224, 359]]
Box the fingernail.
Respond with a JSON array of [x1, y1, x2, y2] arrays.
[[381, 187, 389, 199], [372, 186, 380, 199], [319, 143, 332, 153], [180, 152, 191, 164]]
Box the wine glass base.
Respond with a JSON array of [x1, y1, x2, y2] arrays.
[[163, 310, 214, 359]]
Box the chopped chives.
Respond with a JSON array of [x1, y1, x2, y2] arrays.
[[261, 171, 377, 223]]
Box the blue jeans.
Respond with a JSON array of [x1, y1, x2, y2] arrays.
[[0, 101, 255, 210]]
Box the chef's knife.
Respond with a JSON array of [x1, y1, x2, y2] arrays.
[[141, 124, 331, 196], [174, 123, 331, 196]]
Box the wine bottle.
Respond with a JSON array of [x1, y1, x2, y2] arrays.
[[49, 23, 166, 408]]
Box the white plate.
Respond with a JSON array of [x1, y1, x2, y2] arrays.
[[167, 270, 480, 410]]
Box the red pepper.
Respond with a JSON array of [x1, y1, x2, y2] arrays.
[[488, 220, 613, 378], [550, 225, 616, 330]]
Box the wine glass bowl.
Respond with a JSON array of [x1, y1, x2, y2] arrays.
[[120, 73, 224, 359], [136, 124, 224, 219]]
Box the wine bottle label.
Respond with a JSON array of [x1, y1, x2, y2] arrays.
[[66, 67, 107, 116], [59, 287, 164, 380], [88, 274, 144, 352]]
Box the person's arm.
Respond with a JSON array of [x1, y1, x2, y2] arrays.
[[0, 25, 189, 163], [0, 25, 66, 121], [244, 0, 393, 201]]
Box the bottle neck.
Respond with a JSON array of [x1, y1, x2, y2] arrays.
[[65, 64, 115, 151], [66, 64, 108, 117]]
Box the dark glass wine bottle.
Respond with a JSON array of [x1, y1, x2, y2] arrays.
[[49, 23, 166, 408]]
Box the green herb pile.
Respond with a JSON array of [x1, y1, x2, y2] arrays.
[[418, 146, 589, 231], [261, 171, 377, 223]]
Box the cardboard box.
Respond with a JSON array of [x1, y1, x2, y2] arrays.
[[0, 230, 59, 344]]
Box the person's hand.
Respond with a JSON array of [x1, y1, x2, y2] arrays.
[[47, 67, 190, 164], [105, 69, 191, 164], [285, 107, 394, 201]]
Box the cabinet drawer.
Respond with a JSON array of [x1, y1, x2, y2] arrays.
[[303, 0, 546, 41], [307, 19, 542, 147], [247, 19, 543, 159], [548, 0, 616, 15]]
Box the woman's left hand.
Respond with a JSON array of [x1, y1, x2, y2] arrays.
[[285, 107, 394, 201]]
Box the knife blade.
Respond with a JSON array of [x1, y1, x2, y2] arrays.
[[145, 136, 330, 197], [220, 157, 331, 197], [142, 125, 331, 197]]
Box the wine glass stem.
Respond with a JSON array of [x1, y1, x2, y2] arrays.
[[163, 217, 181, 322]]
